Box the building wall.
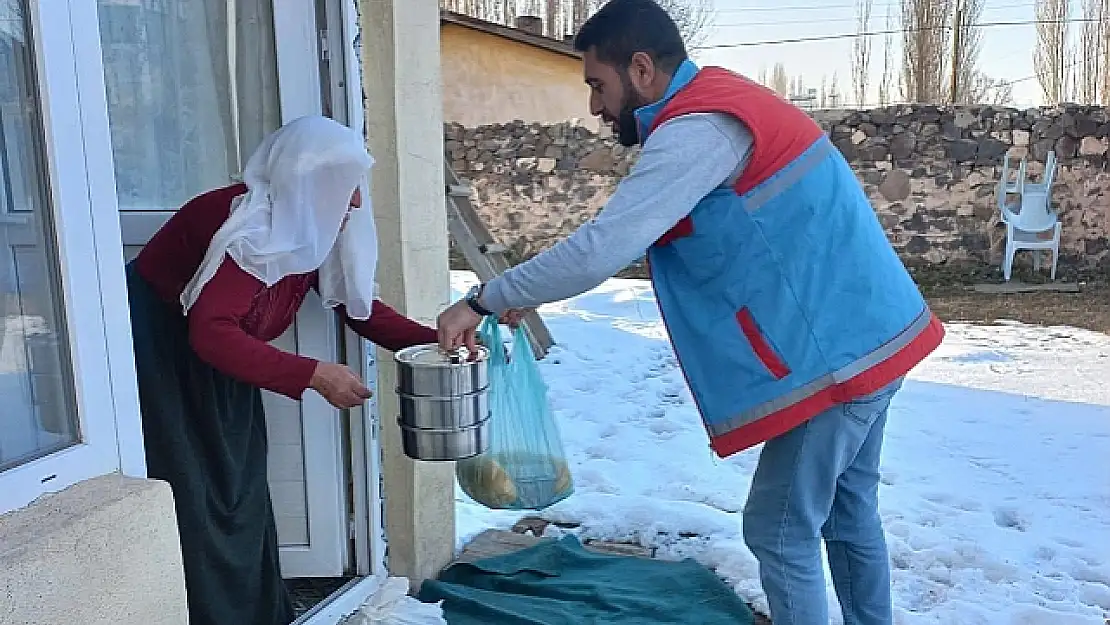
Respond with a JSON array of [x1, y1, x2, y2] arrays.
[[440, 23, 593, 129], [444, 104, 1110, 275], [0, 474, 187, 625]]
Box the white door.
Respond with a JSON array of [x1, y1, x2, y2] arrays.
[[99, 0, 349, 578]]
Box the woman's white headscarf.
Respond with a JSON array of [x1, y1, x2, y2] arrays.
[[181, 115, 379, 320]]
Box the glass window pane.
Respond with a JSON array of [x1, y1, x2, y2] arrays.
[[0, 0, 80, 471], [97, 0, 282, 211]]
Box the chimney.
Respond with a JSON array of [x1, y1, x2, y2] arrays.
[[514, 16, 543, 36]]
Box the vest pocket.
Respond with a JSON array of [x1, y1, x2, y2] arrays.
[[736, 307, 791, 380]]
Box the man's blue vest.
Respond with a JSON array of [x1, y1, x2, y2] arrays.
[[639, 61, 945, 457]]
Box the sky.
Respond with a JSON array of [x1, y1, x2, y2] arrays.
[[692, 0, 1049, 107]]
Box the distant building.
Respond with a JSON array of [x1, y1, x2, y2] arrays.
[[440, 11, 595, 128], [789, 88, 819, 111]]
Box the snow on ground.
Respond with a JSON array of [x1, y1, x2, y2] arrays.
[[449, 271, 1110, 625]]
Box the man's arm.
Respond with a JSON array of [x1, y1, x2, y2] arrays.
[[479, 112, 753, 315]]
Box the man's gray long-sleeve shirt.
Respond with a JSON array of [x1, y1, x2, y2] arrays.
[[479, 112, 755, 315]]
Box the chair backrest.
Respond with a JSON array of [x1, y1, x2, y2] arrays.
[[1018, 151, 1058, 197], [997, 153, 1025, 210], [1000, 153, 1023, 189], [1043, 151, 1057, 188]]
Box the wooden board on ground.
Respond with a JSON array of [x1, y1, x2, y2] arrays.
[[444, 161, 555, 360], [969, 281, 1081, 294]]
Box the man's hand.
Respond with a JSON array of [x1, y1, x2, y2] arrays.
[[499, 308, 530, 328], [310, 361, 372, 409], [436, 299, 482, 355]]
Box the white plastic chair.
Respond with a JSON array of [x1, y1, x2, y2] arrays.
[[1000, 152, 1061, 281]]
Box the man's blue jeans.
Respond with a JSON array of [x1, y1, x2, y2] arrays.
[[742, 379, 902, 625]]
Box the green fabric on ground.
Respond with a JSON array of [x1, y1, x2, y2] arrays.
[[417, 536, 754, 625]]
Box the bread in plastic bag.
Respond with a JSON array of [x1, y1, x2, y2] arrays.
[[456, 318, 573, 510]]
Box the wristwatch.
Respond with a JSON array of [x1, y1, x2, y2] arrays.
[[464, 284, 493, 317]]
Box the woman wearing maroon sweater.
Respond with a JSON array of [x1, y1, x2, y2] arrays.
[[126, 116, 435, 625]]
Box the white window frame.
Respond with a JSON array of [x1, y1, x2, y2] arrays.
[[0, 0, 145, 515]]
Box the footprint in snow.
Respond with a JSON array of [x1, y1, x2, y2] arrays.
[[992, 506, 1029, 531], [648, 419, 682, 435], [1078, 580, 1110, 611]]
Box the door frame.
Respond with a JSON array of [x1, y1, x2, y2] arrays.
[[296, 0, 388, 618], [268, 0, 353, 579], [325, 0, 388, 581]]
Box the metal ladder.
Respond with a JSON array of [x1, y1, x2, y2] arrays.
[[444, 160, 555, 360]]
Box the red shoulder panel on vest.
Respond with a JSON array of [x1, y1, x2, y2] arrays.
[[650, 67, 825, 195]]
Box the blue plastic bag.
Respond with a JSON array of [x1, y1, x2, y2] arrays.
[[456, 317, 574, 510]]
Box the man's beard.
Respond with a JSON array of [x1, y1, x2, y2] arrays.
[[612, 74, 647, 147], [614, 105, 640, 147]]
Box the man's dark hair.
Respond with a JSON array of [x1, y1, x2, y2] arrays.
[[573, 0, 688, 75]]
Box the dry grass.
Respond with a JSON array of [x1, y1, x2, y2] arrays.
[[924, 284, 1110, 334], [613, 260, 1109, 335]]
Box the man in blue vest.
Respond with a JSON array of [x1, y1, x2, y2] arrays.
[[436, 1, 944, 622]]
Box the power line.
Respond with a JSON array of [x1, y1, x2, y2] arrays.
[[713, 0, 1035, 13], [1000, 59, 1083, 86], [694, 17, 1104, 50], [773, 58, 1084, 106], [715, 4, 1040, 28]]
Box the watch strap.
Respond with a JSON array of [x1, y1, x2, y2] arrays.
[[466, 285, 493, 317]]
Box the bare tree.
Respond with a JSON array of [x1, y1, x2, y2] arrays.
[[793, 75, 808, 97], [568, 0, 715, 48], [1034, 0, 1073, 103], [820, 75, 829, 107], [546, 0, 559, 37], [570, 0, 589, 37], [648, 0, 716, 48], [771, 62, 790, 97], [448, 1, 716, 48], [851, 0, 874, 107], [1102, 7, 1110, 102], [948, 0, 985, 103], [878, 6, 895, 105], [1077, 0, 1109, 104], [901, 0, 953, 103], [966, 72, 1015, 105], [828, 71, 843, 107]]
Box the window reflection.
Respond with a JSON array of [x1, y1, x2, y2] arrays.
[[0, 0, 80, 471]]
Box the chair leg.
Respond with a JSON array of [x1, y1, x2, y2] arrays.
[[1003, 241, 1015, 282], [1050, 224, 1062, 281]]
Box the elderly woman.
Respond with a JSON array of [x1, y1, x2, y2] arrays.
[[126, 116, 434, 625]]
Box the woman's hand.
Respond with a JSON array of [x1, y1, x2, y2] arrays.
[[310, 362, 372, 409]]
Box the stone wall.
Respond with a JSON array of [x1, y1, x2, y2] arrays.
[[444, 104, 1110, 278]]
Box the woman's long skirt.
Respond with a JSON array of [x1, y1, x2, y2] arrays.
[[126, 262, 294, 625]]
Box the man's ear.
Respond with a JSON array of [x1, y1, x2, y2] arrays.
[[627, 51, 656, 93]]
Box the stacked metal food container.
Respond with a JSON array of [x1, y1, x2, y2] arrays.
[[393, 344, 490, 461]]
